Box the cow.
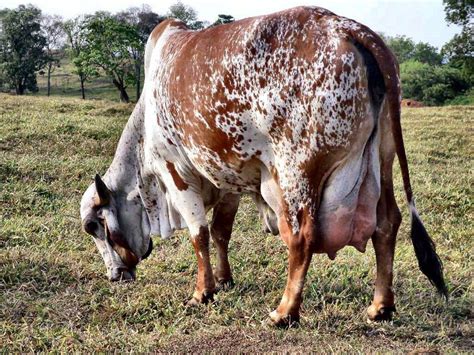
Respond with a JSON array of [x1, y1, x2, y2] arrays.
[[80, 6, 447, 327]]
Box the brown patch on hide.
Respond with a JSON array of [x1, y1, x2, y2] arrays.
[[166, 161, 189, 191], [105, 223, 139, 269]]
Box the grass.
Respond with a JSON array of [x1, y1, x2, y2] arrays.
[[0, 94, 473, 352]]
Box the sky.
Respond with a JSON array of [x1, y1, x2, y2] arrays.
[[1, 0, 461, 48]]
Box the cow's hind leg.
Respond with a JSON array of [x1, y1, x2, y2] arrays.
[[367, 164, 401, 321], [269, 209, 314, 327], [210, 193, 240, 290]]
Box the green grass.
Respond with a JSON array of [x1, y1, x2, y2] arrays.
[[0, 94, 473, 352]]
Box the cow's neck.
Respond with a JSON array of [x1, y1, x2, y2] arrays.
[[104, 100, 145, 193]]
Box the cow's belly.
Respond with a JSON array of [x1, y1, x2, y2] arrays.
[[317, 138, 380, 258], [188, 148, 263, 194]]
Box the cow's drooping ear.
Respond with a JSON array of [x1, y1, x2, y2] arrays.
[[94, 174, 110, 206]]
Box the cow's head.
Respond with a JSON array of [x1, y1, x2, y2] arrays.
[[80, 175, 153, 281]]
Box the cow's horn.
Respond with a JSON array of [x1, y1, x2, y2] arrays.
[[94, 174, 110, 206]]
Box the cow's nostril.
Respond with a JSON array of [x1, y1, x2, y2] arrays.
[[121, 269, 136, 282]]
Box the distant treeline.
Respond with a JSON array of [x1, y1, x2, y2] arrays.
[[0, 2, 234, 102], [380, 27, 473, 105], [0, 1, 472, 105]]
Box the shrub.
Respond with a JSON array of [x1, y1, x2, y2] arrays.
[[400, 60, 470, 105]]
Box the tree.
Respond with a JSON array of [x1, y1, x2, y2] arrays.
[[211, 14, 235, 27], [79, 12, 141, 103], [168, 2, 205, 30], [63, 16, 97, 99], [41, 14, 65, 96], [412, 42, 443, 66], [115, 5, 163, 100], [400, 60, 469, 105], [385, 35, 415, 63], [0, 5, 48, 95], [0, 9, 7, 92], [443, 0, 473, 26], [442, 0, 473, 82], [442, 27, 473, 81], [382, 34, 442, 66]]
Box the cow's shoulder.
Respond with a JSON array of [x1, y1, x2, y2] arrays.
[[149, 19, 188, 44], [144, 19, 188, 76]]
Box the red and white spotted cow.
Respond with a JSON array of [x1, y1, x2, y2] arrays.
[[80, 6, 447, 326]]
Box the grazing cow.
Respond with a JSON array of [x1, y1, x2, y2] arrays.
[[80, 6, 447, 326]]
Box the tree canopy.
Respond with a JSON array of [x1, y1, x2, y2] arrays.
[[41, 14, 65, 96], [443, 0, 473, 26], [400, 60, 469, 105], [0, 5, 48, 94], [0, 1, 471, 106], [115, 5, 163, 99], [63, 16, 97, 99], [167, 1, 206, 29], [442, 0, 473, 83], [78, 12, 141, 102], [211, 14, 235, 27], [382, 35, 442, 66]]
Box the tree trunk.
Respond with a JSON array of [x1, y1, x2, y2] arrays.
[[47, 63, 52, 97], [16, 80, 25, 95], [135, 62, 141, 101], [113, 78, 130, 103], [120, 87, 130, 103], [80, 75, 85, 100]]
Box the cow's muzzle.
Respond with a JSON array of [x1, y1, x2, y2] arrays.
[[108, 267, 136, 282], [104, 220, 140, 269]]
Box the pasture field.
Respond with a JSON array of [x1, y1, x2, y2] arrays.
[[33, 58, 142, 103], [0, 94, 472, 352]]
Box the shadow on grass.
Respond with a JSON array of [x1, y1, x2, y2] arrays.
[[1, 256, 77, 294]]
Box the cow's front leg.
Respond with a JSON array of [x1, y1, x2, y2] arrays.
[[210, 193, 240, 290], [165, 181, 216, 305], [188, 225, 216, 305], [269, 215, 313, 327]]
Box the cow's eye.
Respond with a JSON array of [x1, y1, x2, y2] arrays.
[[84, 220, 99, 235]]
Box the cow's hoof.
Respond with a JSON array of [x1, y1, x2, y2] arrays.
[[215, 277, 234, 292], [267, 310, 300, 328], [186, 291, 214, 307], [367, 304, 396, 322]]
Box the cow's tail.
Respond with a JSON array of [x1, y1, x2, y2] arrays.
[[350, 25, 448, 299]]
